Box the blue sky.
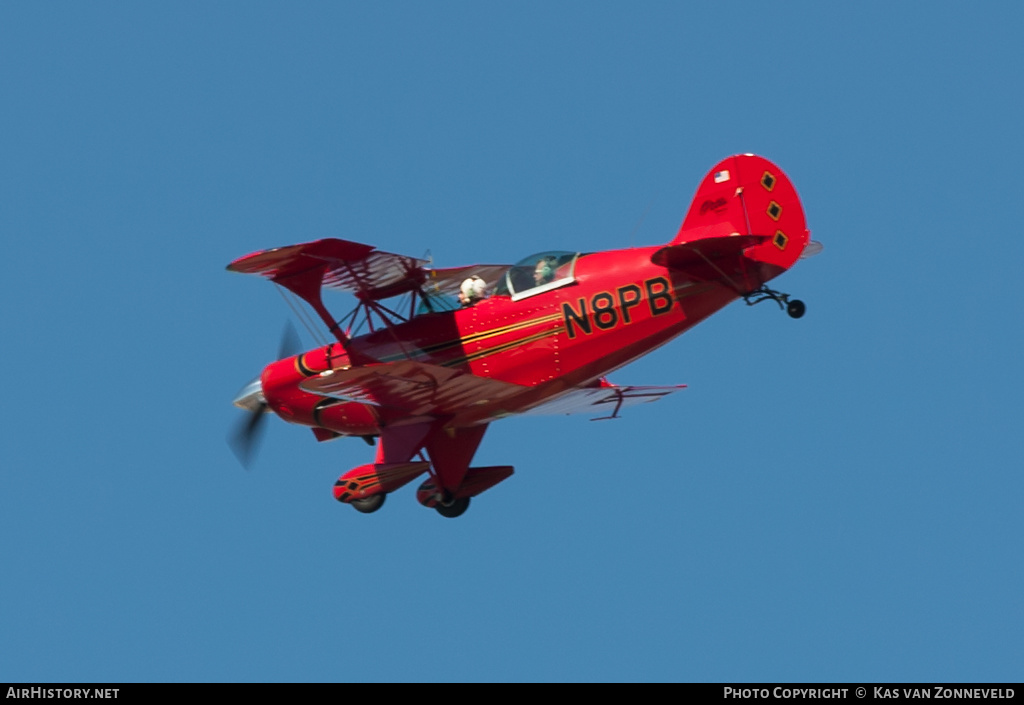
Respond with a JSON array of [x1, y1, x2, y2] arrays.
[[2, 2, 1021, 683]]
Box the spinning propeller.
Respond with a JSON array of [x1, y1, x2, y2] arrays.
[[228, 322, 302, 469]]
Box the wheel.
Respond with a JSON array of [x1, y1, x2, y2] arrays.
[[351, 493, 386, 514], [786, 299, 806, 319], [435, 496, 470, 518]]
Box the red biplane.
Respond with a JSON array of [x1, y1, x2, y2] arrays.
[[228, 154, 820, 517]]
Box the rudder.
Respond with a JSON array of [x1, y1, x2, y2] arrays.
[[672, 154, 809, 275]]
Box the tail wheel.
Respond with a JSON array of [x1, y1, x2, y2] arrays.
[[744, 286, 807, 319], [435, 496, 470, 518], [351, 493, 386, 514]]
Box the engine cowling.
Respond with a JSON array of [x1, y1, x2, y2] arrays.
[[259, 344, 380, 437]]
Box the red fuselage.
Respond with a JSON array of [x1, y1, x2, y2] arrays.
[[260, 244, 773, 437], [228, 154, 813, 514]]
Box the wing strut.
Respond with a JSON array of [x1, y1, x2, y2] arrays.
[[275, 269, 349, 345]]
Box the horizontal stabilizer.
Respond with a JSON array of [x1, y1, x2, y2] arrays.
[[523, 382, 684, 419], [651, 234, 769, 269], [651, 233, 777, 292]]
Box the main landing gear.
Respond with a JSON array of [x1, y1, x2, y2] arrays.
[[434, 494, 470, 519], [336, 465, 512, 518], [744, 285, 806, 319], [344, 490, 469, 517], [350, 493, 386, 514]]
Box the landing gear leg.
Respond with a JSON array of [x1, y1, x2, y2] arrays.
[[744, 286, 806, 319]]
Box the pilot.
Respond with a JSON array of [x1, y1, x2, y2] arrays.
[[533, 257, 558, 286], [458, 276, 487, 306]]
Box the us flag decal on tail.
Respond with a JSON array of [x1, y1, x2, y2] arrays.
[[713, 170, 730, 183]]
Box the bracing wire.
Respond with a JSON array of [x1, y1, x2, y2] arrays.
[[274, 284, 328, 348], [628, 195, 658, 249]]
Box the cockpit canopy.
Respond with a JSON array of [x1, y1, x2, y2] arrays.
[[494, 251, 580, 300], [413, 250, 581, 317]]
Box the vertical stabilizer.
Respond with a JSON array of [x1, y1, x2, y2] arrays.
[[672, 154, 809, 274]]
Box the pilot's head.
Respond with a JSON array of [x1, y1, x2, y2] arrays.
[[534, 258, 556, 285], [458, 276, 487, 306]]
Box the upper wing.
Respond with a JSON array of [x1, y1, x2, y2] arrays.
[[423, 264, 513, 297], [227, 238, 512, 344], [521, 382, 685, 419], [227, 238, 430, 301], [228, 238, 514, 301]]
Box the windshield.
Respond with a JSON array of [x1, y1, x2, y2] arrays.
[[415, 290, 460, 316], [494, 250, 579, 299]]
